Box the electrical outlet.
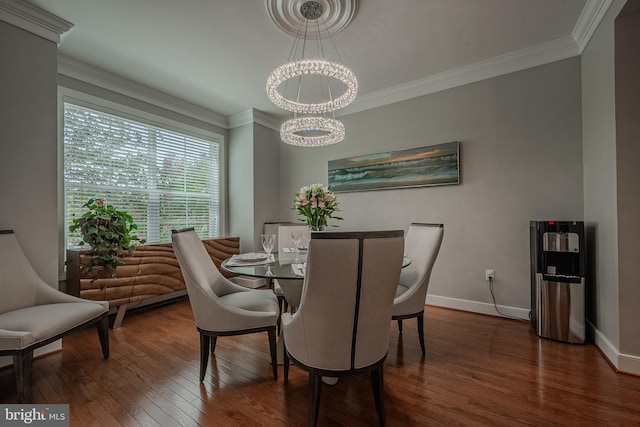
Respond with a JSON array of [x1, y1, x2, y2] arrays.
[[485, 269, 495, 281]]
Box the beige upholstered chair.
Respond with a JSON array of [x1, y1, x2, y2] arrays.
[[277, 224, 311, 252], [282, 231, 404, 426], [171, 228, 280, 381], [264, 221, 293, 248], [275, 224, 311, 313], [264, 222, 294, 322], [392, 223, 444, 354], [0, 230, 109, 403]]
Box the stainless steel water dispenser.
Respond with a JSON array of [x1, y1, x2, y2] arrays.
[[530, 221, 586, 344]]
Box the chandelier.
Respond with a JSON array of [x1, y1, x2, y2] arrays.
[[266, 0, 358, 147]]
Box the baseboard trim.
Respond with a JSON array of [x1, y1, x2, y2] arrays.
[[589, 320, 620, 370], [619, 353, 640, 376], [426, 294, 530, 320], [588, 320, 640, 376], [425, 295, 640, 377]]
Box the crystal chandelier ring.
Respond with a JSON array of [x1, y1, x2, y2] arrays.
[[266, 58, 358, 114], [280, 116, 345, 147]]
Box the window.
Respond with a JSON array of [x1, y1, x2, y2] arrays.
[[64, 102, 221, 247]]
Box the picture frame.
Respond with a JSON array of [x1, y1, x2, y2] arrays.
[[328, 141, 460, 192]]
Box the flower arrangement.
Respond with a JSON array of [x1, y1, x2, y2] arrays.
[[292, 183, 342, 231], [68, 198, 146, 274]]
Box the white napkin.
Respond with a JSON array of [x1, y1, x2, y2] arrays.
[[282, 247, 307, 253], [291, 263, 306, 276], [226, 253, 274, 266]]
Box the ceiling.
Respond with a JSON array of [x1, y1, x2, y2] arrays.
[[21, 0, 604, 126]]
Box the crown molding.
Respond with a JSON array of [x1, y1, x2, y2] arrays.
[[58, 54, 229, 129], [228, 109, 282, 130], [40, 0, 612, 132], [0, 0, 73, 44], [338, 0, 614, 117], [572, 0, 614, 53], [339, 36, 580, 117]]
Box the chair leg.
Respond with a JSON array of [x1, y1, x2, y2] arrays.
[[13, 351, 33, 404], [97, 315, 110, 359], [417, 313, 425, 354], [268, 328, 278, 380], [371, 366, 386, 426], [210, 336, 217, 354], [309, 373, 322, 427], [397, 318, 403, 333], [277, 296, 284, 335], [199, 333, 210, 382], [283, 346, 290, 383]]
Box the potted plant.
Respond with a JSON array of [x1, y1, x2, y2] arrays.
[[68, 198, 146, 276], [292, 183, 342, 231]]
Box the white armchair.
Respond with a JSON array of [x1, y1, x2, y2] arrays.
[[282, 230, 404, 426], [0, 230, 109, 403], [392, 223, 444, 354], [171, 228, 280, 381]]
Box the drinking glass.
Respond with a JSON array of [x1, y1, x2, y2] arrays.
[[261, 234, 275, 258], [291, 230, 302, 254]]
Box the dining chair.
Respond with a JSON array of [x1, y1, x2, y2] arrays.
[[392, 223, 444, 354], [282, 230, 404, 426], [0, 230, 109, 403], [264, 221, 293, 249], [263, 222, 294, 324], [275, 224, 311, 314], [171, 228, 280, 381], [277, 224, 311, 253]]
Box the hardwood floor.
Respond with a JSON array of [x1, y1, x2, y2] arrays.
[[1, 299, 639, 426]]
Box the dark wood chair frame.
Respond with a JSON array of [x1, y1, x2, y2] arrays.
[[197, 325, 278, 382], [393, 311, 426, 354], [0, 312, 109, 403], [283, 230, 404, 427]]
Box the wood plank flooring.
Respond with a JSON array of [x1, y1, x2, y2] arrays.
[[1, 299, 639, 426]]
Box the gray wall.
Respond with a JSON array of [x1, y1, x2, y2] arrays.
[[278, 58, 584, 316], [229, 121, 280, 252], [253, 123, 281, 245], [581, 0, 640, 372], [0, 21, 59, 286], [581, 0, 625, 355], [229, 123, 255, 251], [614, 1, 640, 359]]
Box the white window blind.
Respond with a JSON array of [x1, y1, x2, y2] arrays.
[[64, 102, 220, 247]]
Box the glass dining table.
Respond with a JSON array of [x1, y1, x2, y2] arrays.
[[221, 249, 308, 281], [221, 249, 411, 310], [221, 251, 411, 280]]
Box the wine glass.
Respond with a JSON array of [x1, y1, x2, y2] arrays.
[[261, 234, 275, 277], [261, 234, 275, 258], [291, 230, 302, 254]]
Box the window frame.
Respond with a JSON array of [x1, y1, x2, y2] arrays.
[[57, 87, 227, 275]]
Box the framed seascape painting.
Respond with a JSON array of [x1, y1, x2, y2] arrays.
[[328, 141, 460, 192]]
